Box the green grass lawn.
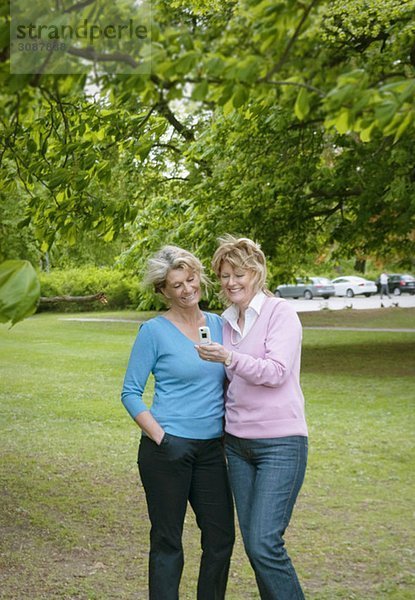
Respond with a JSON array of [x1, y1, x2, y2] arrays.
[[1, 308, 414, 599]]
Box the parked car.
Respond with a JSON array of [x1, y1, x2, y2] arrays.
[[331, 276, 377, 297], [376, 273, 415, 296], [274, 277, 335, 300]]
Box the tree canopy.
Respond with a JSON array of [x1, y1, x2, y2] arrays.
[[1, 0, 414, 320]]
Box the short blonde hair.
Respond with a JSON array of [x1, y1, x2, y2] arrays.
[[212, 235, 272, 299], [145, 245, 208, 295]]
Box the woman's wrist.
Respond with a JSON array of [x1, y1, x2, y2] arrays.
[[155, 430, 166, 445]]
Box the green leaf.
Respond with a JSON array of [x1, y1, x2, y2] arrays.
[[138, 143, 153, 161], [334, 109, 350, 134], [82, 153, 97, 170], [205, 55, 226, 77], [375, 101, 399, 128], [192, 80, 209, 102], [96, 164, 112, 182], [381, 79, 415, 102], [0, 23, 10, 48], [294, 87, 310, 121], [217, 82, 235, 106], [75, 176, 89, 191], [48, 168, 69, 189], [95, 129, 105, 141], [360, 122, 376, 142], [234, 57, 262, 83], [260, 28, 279, 53], [232, 85, 249, 109], [393, 111, 413, 143], [223, 98, 235, 116], [4, 74, 32, 93], [27, 138, 37, 153], [0, 260, 40, 327], [103, 229, 115, 242], [175, 51, 199, 74]]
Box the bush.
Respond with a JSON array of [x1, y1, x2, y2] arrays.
[[38, 267, 141, 312]]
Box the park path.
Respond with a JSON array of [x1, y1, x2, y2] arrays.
[[61, 317, 415, 333], [303, 326, 415, 333]]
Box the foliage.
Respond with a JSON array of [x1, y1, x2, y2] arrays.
[[0, 187, 41, 265], [0, 259, 40, 325], [38, 266, 141, 311], [46, 227, 135, 270], [0, 0, 414, 293]]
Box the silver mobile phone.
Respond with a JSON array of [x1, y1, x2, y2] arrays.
[[198, 326, 212, 345]]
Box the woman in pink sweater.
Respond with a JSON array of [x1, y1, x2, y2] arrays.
[[196, 236, 308, 600]]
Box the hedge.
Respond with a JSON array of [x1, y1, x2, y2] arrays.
[[38, 267, 141, 312]]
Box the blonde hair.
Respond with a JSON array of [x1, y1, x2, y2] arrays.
[[145, 245, 208, 296], [212, 235, 272, 301]]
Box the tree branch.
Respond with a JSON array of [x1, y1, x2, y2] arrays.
[[265, 0, 321, 81], [266, 79, 325, 96], [305, 188, 363, 202], [63, 0, 96, 14], [153, 143, 182, 154], [67, 45, 139, 68], [156, 100, 195, 142], [39, 292, 107, 304], [308, 201, 344, 219]]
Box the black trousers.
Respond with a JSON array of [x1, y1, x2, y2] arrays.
[[138, 434, 235, 600]]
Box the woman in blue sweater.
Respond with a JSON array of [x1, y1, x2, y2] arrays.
[[121, 245, 234, 600]]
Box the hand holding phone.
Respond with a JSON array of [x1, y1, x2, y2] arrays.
[[198, 326, 211, 345]]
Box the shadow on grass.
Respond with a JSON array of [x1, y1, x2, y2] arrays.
[[302, 340, 415, 378]]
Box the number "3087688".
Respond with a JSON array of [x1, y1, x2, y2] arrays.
[[17, 42, 66, 52]]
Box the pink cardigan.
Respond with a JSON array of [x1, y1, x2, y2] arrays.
[[224, 297, 308, 439]]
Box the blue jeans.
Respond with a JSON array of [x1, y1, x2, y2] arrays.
[[225, 434, 308, 600]]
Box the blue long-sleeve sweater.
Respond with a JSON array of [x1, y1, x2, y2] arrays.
[[121, 312, 225, 439]]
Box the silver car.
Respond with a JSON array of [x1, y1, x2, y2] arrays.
[[274, 277, 335, 300]]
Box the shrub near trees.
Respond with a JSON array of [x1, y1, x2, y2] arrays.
[[38, 267, 141, 312], [0, 0, 414, 322]]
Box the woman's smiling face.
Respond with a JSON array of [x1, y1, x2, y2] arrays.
[[219, 261, 257, 308], [162, 267, 202, 309]]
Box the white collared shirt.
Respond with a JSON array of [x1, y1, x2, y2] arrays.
[[222, 291, 267, 343]]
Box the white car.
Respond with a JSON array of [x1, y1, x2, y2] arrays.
[[331, 276, 378, 298]]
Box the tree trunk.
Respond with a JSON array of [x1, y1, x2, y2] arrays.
[[354, 259, 366, 273], [39, 292, 107, 305]]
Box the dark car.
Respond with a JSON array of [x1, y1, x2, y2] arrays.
[[274, 277, 335, 300], [376, 273, 415, 296]]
